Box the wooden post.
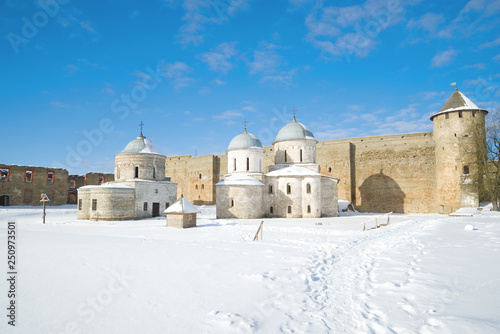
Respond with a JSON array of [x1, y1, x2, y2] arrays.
[[253, 221, 264, 241], [40, 193, 50, 224]]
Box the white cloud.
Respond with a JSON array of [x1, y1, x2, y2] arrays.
[[460, 63, 486, 70], [406, 13, 444, 32], [479, 36, 500, 48], [65, 64, 79, 75], [304, 0, 409, 60], [158, 61, 194, 90], [213, 109, 244, 120], [174, 0, 249, 46], [431, 48, 459, 68], [212, 78, 226, 85], [197, 42, 238, 73], [248, 43, 283, 75], [347, 104, 364, 111], [51, 100, 69, 108], [494, 54, 500, 63]]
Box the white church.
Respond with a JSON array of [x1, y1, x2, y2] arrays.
[[77, 132, 177, 221], [215, 117, 339, 219]]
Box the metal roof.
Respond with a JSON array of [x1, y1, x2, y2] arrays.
[[227, 130, 263, 151], [118, 135, 163, 155], [274, 118, 316, 144], [430, 91, 487, 120]]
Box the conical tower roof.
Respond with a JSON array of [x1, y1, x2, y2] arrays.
[[430, 90, 487, 120]]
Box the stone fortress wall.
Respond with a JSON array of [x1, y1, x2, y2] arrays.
[[0, 164, 113, 206]]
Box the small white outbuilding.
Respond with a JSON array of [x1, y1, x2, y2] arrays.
[[164, 197, 200, 228]]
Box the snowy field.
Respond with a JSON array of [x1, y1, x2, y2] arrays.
[[1, 204, 500, 334]]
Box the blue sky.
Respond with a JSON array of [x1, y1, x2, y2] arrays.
[[1, 0, 499, 174]]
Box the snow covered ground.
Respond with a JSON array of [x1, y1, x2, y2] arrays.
[[1, 205, 499, 333]]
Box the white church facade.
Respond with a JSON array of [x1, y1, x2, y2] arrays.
[[216, 117, 339, 219], [77, 133, 177, 221]]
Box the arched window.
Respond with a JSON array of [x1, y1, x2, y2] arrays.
[[288, 206, 292, 214], [284, 150, 287, 163], [135, 167, 139, 178], [269, 185, 273, 194], [328, 167, 332, 173], [287, 184, 291, 194], [463, 165, 470, 175], [300, 149, 303, 162], [230, 199, 234, 208], [201, 184, 204, 189], [153, 167, 156, 179], [307, 205, 311, 213], [195, 185, 198, 190], [234, 158, 237, 172], [270, 206, 273, 214], [307, 183, 311, 194], [199, 174, 202, 179], [246, 157, 250, 171]]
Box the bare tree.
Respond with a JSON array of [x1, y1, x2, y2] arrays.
[[474, 110, 500, 210]]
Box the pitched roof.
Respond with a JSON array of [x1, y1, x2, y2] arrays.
[[164, 197, 200, 214]]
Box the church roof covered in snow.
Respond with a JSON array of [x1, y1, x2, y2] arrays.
[[164, 197, 200, 214], [274, 118, 316, 144], [227, 130, 263, 151], [118, 135, 163, 155], [215, 174, 265, 186], [266, 165, 323, 177], [430, 91, 487, 120]]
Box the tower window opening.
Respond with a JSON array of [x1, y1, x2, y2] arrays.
[[153, 167, 156, 179], [135, 167, 139, 178], [472, 111, 476, 117], [307, 183, 311, 194], [269, 185, 273, 194], [246, 157, 250, 171], [234, 158, 237, 172], [459, 111, 463, 118], [328, 167, 332, 173], [300, 149, 303, 162], [284, 150, 287, 163], [287, 184, 291, 194], [270, 206, 273, 214], [307, 205, 311, 213], [463, 165, 470, 175], [92, 199, 97, 211], [143, 202, 148, 211], [288, 206, 292, 214], [445, 113, 449, 119], [230, 199, 234, 208], [199, 174, 202, 179]]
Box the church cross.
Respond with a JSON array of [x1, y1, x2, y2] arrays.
[[243, 119, 247, 131], [139, 121, 144, 136], [292, 107, 298, 120]]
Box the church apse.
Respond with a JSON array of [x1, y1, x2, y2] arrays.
[[357, 172, 405, 213]]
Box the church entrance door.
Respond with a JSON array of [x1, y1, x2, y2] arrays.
[[0, 195, 10, 206], [152, 203, 160, 217]]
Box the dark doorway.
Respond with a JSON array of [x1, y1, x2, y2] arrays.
[[152, 203, 160, 217], [0, 195, 9, 206]]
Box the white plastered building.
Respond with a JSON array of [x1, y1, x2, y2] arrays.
[[77, 133, 177, 221], [216, 118, 339, 219]]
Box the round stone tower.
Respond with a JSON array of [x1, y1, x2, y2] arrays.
[[431, 90, 488, 214], [114, 134, 166, 181], [272, 117, 318, 171], [226, 129, 264, 174]]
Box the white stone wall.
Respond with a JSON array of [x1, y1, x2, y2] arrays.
[[216, 184, 264, 219], [115, 153, 166, 181], [301, 177, 322, 218], [274, 139, 317, 165], [119, 180, 177, 219], [77, 187, 135, 221], [321, 177, 338, 217], [227, 148, 264, 173]]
